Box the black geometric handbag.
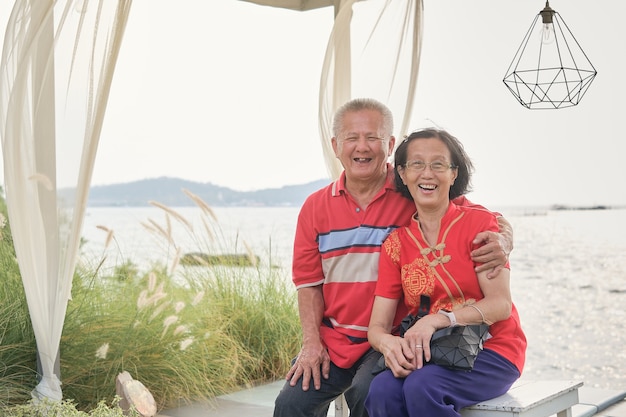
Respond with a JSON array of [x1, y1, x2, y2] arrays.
[[372, 297, 489, 374], [429, 323, 490, 370], [401, 295, 490, 371], [372, 295, 491, 375]]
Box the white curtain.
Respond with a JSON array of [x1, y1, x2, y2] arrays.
[[0, 0, 132, 401], [319, 0, 423, 178], [0, 0, 420, 402]]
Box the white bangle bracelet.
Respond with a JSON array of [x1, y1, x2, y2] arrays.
[[437, 309, 457, 327], [468, 304, 486, 324]]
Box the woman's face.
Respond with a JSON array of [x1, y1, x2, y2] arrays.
[[398, 137, 458, 210]]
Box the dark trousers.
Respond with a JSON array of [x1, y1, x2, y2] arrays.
[[273, 348, 382, 417], [365, 349, 520, 417]]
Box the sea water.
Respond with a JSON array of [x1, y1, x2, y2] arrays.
[[80, 205, 626, 391]]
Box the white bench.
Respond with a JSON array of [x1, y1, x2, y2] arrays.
[[334, 380, 583, 417], [461, 380, 582, 417], [334, 394, 349, 417]]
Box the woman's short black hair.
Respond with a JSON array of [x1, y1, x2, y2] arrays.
[[394, 128, 474, 201]]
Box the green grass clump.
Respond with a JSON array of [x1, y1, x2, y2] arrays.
[[0, 197, 38, 407], [0, 191, 301, 413], [4, 397, 139, 416], [185, 262, 302, 384]]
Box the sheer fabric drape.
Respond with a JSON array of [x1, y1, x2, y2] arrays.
[[0, 0, 132, 400], [0, 0, 420, 402], [319, 0, 423, 178]]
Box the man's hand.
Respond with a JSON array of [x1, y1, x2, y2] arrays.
[[471, 217, 514, 278], [285, 342, 331, 391], [471, 231, 510, 278], [289, 286, 328, 390]]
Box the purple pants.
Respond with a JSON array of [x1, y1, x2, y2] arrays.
[[365, 349, 520, 417]]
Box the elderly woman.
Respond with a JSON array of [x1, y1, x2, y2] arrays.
[[365, 128, 526, 417]]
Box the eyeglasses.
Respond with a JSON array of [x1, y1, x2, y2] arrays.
[[404, 160, 456, 173]]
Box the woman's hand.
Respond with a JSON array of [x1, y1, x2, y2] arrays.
[[377, 334, 418, 378], [403, 316, 440, 369]]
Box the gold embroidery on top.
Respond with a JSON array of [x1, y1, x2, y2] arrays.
[[384, 231, 402, 264], [401, 257, 435, 308], [405, 212, 468, 308]]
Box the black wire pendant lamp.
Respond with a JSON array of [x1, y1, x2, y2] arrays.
[[503, 1, 597, 109]]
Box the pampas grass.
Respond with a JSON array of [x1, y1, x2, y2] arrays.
[[0, 191, 301, 413]]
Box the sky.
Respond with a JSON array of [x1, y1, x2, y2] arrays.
[[0, 0, 625, 208]]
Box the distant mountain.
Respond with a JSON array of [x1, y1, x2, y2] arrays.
[[60, 177, 331, 207]]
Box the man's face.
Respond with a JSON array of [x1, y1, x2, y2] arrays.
[[332, 109, 395, 184]]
